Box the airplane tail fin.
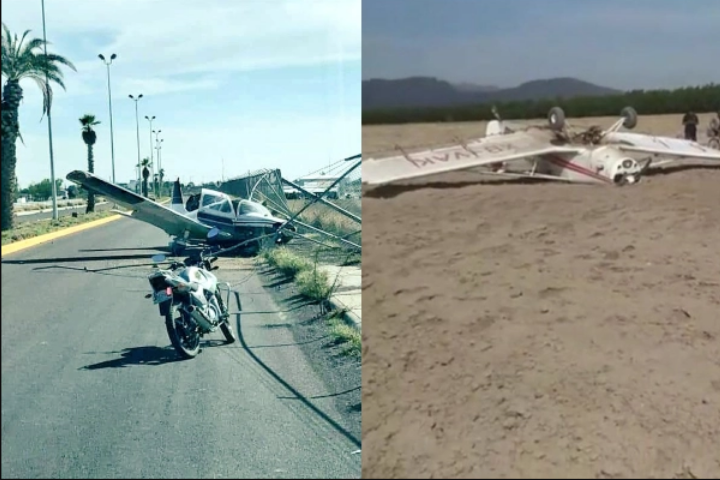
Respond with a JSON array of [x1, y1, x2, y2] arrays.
[[171, 178, 186, 213], [486, 120, 504, 137]]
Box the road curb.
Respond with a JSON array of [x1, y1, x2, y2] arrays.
[[323, 297, 362, 331], [2, 198, 170, 257], [1, 214, 122, 257]]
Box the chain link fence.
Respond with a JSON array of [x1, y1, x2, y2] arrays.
[[199, 157, 362, 267]]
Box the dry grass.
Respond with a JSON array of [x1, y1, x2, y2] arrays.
[[261, 246, 336, 302], [285, 198, 361, 241], [326, 311, 361, 357], [362, 112, 718, 159]]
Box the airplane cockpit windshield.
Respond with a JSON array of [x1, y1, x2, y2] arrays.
[[205, 197, 234, 216], [237, 200, 271, 217], [201, 192, 227, 209], [196, 191, 235, 217]]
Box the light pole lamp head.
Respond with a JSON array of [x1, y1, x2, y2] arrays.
[[138, 94, 144, 99], [129, 94, 134, 99], [98, 54, 105, 61], [110, 53, 117, 60]]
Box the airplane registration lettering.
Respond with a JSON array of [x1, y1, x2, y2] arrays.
[[406, 156, 435, 168], [406, 143, 513, 169], [481, 143, 514, 154]]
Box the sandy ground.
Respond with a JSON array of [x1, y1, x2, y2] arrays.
[[361, 113, 720, 479]]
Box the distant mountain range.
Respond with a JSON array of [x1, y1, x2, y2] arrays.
[[362, 76, 623, 110]]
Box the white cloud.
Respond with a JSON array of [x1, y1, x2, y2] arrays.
[[117, 76, 222, 96], [3, 0, 361, 78]]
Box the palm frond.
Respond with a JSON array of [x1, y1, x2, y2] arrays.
[[1, 24, 75, 117], [79, 114, 101, 130], [41, 52, 76, 72], [18, 37, 45, 58], [1, 23, 11, 50], [29, 75, 53, 119]]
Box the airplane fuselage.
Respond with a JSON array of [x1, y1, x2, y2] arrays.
[[534, 146, 643, 185]]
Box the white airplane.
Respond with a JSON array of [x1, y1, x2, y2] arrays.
[[362, 106, 720, 187], [67, 170, 295, 255]]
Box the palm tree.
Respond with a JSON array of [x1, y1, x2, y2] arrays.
[[1, 22, 76, 230], [140, 157, 152, 198], [79, 114, 100, 213]]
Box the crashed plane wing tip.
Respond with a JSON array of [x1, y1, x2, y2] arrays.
[[66, 170, 89, 181]]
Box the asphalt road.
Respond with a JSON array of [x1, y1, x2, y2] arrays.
[[14, 202, 112, 224], [1, 218, 360, 479]]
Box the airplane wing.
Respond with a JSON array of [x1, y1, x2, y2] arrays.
[[605, 132, 720, 160], [66, 170, 211, 239], [362, 131, 582, 186]]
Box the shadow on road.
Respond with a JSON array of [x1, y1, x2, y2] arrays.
[[230, 291, 362, 449], [78, 246, 170, 253], [2, 253, 158, 265], [80, 340, 229, 370], [80, 346, 184, 369]]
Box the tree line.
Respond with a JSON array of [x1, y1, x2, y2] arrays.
[[16, 179, 66, 202], [362, 83, 720, 125]]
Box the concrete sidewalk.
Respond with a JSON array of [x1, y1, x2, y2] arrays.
[[320, 265, 361, 330]]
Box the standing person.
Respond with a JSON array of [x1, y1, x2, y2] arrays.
[[682, 110, 699, 141]]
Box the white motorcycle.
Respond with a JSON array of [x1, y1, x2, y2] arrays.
[[146, 228, 236, 359]]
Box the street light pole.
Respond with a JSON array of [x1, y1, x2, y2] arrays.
[[144, 115, 155, 176], [98, 53, 117, 183], [129, 94, 143, 192], [155, 138, 164, 171], [40, 0, 58, 221], [154, 135, 164, 196], [152, 129, 162, 172]]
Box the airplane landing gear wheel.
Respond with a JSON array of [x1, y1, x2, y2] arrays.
[[547, 107, 566, 131], [620, 106, 638, 129]]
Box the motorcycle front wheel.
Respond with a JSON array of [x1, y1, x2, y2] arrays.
[[165, 306, 201, 359], [220, 321, 237, 344], [216, 292, 237, 344]]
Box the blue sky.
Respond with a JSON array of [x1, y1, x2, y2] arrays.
[[363, 0, 720, 90], [3, 0, 361, 188]]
